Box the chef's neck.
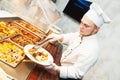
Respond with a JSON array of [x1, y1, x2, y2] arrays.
[[79, 34, 83, 40], [80, 34, 94, 40]]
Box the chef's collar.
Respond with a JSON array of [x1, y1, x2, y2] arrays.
[[79, 33, 97, 41]]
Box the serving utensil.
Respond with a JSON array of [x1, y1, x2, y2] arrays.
[[33, 37, 53, 50]]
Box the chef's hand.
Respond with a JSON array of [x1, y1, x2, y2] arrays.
[[44, 63, 60, 76], [47, 33, 63, 43]]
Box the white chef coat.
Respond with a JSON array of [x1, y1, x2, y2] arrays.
[[59, 32, 100, 79]]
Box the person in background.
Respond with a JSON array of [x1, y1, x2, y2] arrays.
[[41, 3, 111, 80]]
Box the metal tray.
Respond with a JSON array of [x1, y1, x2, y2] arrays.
[[15, 20, 47, 38], [10, 34, 35, 47], [0, 21, 20, 39], [8, 21, 42, 42], [0, 39, 25, 68], [0, 17, 48, 68]]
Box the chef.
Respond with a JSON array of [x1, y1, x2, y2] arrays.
[[43, 3, 111, 80]]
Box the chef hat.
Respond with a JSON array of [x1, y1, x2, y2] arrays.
[[84, 3, 111, 27]]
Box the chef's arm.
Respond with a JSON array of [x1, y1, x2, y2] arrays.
[[57, 35, 64, 43], [59, 32, 77, 45], [47, 33, 63, 43], [47, 32, 75, 45]]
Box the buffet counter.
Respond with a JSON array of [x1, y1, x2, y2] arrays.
[[0, 14, 62, 80], [0, 42, 63, 80]]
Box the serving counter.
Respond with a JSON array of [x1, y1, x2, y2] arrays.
[[0, 16, 63, 80], [0, 42, 63, 80], [0, 0, 62, 79]]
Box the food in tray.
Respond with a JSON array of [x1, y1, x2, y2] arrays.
[[0, 21, 42, 42], [20, 29, 41, 42], [0, 41, 25, 67], [0, 22, 19, 38], [29, 48, 48, 62], [10, 34, 35, 47], [0, 36, 2, 41], [9, 22, 41, 42], [15, 20, 46, 36]]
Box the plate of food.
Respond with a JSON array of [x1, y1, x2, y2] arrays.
[[24, 44, 53, 65]]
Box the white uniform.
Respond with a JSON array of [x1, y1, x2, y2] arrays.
[[59, 32, 100, 79]]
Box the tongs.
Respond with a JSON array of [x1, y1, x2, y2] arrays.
[[33, 37, 53, 50]]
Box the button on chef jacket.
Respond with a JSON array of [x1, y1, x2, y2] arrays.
[[59, 32, 100, 79]]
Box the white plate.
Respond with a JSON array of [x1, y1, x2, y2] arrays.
[[24, 44, 53, 65]]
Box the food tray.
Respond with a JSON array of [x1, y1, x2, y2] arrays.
[[0, 21, 20, 39], [9, 22, 42, 42], [0, 21, 42, 42], [10, 34, 35, 47], [15, 20, 47, 38], [0, 40, 25, 68], [0, 17, 48, 68]]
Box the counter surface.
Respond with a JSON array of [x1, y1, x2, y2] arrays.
[[0, 43, 63, 80]]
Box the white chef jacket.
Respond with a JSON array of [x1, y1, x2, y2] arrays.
[[59, 32, 100, 79]]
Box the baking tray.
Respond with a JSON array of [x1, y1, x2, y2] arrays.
[[0, 17, 47, 38], [15, 20, 47, 38], [10, 34, 35, 47], [0, 39, 25, 68], [0, 21, 20, 39], [0, 19, 42, 42], [8, 21, 42, 42], [0, 17, 47, 68]]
